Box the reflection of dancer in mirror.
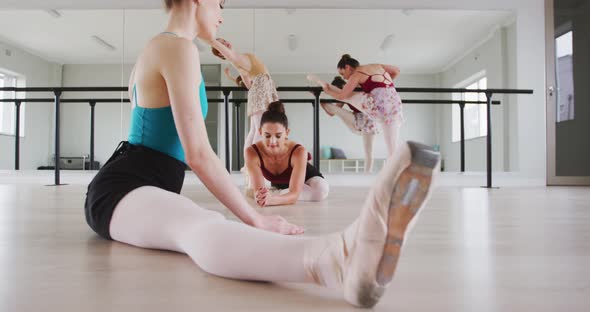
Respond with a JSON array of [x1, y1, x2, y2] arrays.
[[308, 54, 404, 156], [320, 76, 378, 173], [210, 38, 279, 152], [84, 0, 441, 309], [245, 101, 329, 206]]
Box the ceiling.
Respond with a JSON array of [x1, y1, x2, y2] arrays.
[[0, 9, 513, 74], [0, 0, 521, 10]]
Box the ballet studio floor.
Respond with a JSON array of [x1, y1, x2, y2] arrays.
[[0, 171, 588, 312]]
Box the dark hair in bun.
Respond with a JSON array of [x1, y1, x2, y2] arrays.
[[337, 54, 359, 69], [235, 76, 245, 87], [261, 101, 288, 129], [331, 76, 346, 89], [212, 47, 226, 60]]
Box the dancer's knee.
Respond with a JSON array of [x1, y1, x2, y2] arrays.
[[306, 178, 330, 201]]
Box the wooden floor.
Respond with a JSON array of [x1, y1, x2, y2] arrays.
[[0, 176, 589, 311]]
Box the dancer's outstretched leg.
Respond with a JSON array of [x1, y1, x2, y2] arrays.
[[322, 103, 360, 134], [243, 112, 264, 196], [110, 142, 439, 308], [381, 119, 402, 157], [244, 111, 264, 153], [308, 74, 369, 114], [110, 186, 311, 283], [361, 133, 375, 173]]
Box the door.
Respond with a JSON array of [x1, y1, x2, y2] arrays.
[[546, 0, 590, 185]]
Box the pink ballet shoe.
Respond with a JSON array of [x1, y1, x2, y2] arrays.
[[305, 141, 440, 308]]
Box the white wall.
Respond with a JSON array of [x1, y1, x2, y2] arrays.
[[61, 64, 134, 167], [0, 41, 62, 170], [510, 1, 546, 181], [269, 73, 437, 160], [436, 26, 514, 172]]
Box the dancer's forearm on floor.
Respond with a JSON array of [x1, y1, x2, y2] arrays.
[[266, 192, 299, 206]]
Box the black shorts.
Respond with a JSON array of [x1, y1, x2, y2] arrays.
[[84, 141, 186, 240], [271, 163, 324, 190]]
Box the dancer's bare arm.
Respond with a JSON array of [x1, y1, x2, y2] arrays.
[[209, 39, 251, 71], [323, 74, 362, 101]]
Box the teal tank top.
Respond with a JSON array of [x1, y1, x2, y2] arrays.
[[128, 78, 208, 164]]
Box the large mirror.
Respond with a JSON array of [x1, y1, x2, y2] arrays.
[[0, 8, 517, 175]]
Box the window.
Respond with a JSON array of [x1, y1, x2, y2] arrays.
[[452, 76, 488, 142], [555, 30, 574, 122], [0, 71, 25, 137]]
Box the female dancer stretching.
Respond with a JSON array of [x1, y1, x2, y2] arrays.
[[210, 37, 279, 152], [321, 76, 378, 172], [308, 54, 404, 156], [245, 101, 329, 206], [84, 0, 440, 308]]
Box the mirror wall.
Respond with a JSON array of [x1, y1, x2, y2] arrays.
[[0, 8, 517, 174]]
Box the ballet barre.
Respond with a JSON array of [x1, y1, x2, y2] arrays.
[[0, 85, 532, 188]]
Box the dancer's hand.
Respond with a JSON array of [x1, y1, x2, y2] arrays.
[[255, 187, 270, 207], [253, 214, 305, 235], [224, 66, 231, 76]]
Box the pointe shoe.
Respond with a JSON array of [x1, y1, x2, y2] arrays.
[[305, 141, 440, 308], [344, 141, 439, 308]]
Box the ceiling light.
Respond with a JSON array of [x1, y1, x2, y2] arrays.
[[288, 34, 297, 51], [45, 9, 62, 18], [401, 9, 413, 16], [91, 35, 116, 51], [380, 34, 395, 52]]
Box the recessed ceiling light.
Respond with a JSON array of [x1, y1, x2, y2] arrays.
[[380, 34, 395, 51], [44, 9, 62, 18], [401, 9, 414, 16], [288, 34, 297, 51], [91, 35, 116, 51]]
